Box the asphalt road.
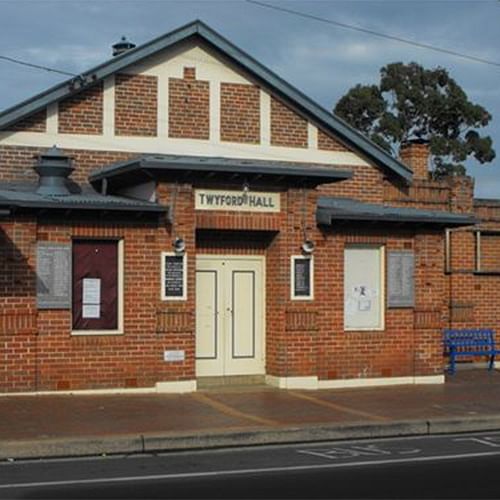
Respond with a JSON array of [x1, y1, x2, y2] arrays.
[[3, 431, 500, 498]]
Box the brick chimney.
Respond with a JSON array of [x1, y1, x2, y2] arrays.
[[400, 140, 430, 181], [447, 175, 475, 214]]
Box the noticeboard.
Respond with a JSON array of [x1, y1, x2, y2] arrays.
[[388, 251, 415, 308], [36, 242, 71, 309], [162, 253, 186, 300], [292, 256, 313, 299]]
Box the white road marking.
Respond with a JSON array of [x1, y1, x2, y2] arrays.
[[297, 444, 419, 460], [454, 436, 500, 447], [2, 450, 500, 490]]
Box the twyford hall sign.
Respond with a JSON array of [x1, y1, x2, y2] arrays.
[[195, 189, 280, 213]]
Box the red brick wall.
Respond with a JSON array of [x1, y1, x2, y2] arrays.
[[0, 180, 450, 392], [0, 219, 38, 391], [0, 212, 205, 392], [270, 97, 307, 148], [312, 227, 444, 380], [168, 68, 210, 140], [58, 83, 104, 135], [319, 164, 385, 203], [4, 109, 47, 133], [317, 129, 348, 152], [115, 73, 158, 136], [220, 83, 260, 143], [0, 145, 134, 183]]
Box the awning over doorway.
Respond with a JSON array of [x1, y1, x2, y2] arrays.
[[89, 154, 353, 192]]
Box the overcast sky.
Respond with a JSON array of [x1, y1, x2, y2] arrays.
[[1, 0, 499, 197]]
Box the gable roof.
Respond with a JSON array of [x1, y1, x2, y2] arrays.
[[0, 20, 413, 183]]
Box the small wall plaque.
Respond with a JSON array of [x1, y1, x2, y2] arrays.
[[164, 350, 185, 362]]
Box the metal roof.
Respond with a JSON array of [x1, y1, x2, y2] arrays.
[[89, 154, 353, 190], [474, 198, 500, 207], [0, 20, 413, 183], [317, 197, 477, 227], [0, 182, 167, 214]]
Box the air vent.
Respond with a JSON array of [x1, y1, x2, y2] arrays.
[[34, 146, 74, 196], [112, 36, 136, 56]]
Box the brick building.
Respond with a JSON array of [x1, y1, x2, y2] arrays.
[[0, 21, 498, 394]]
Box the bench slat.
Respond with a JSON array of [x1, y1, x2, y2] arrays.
[[443, 328, 497, 374]]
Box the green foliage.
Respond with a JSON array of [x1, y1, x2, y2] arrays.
[[334, 62, 495, 178]]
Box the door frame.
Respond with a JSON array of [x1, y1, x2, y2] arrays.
[[195, 254, 266, 377]]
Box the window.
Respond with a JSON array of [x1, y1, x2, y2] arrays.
[[476, 231, 500, 273], [445, 229, 500, 274], [72, 239, 123, 334], [344, 245, 384, 330]]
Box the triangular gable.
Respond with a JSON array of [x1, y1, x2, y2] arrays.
[[0, 20, 412, 183]]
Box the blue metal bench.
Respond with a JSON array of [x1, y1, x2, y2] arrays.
[[444, 329, 499, 374]]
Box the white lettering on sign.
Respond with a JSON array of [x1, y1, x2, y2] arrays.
[[195, 189, 280, 213]]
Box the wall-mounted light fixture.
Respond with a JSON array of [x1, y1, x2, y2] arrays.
[[301, 239, 315, 255], [173, 237, 186, 255]]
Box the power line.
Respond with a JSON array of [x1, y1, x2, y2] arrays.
[[246, 0, 500, 68], [0, 55, 77, 77]]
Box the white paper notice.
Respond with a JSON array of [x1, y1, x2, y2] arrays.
[[82, 278, 101, 319], [82, 304, 100, 319], [83, 278, 101, 304]]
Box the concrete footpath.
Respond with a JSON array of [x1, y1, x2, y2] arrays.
[[2, 370, 500, 460]]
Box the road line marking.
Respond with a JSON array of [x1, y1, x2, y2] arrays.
[[289, 391, 388, 421], [3, 450, 500, 490], [191, 392, 278, 427]]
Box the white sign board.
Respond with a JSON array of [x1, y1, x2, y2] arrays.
[[164, 350, 185, 362], [195, 189, 280, 213]]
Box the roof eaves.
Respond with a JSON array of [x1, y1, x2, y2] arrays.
[[0, 191, 167, 213], [317, 197, 477, 227], [88, 155, 353, 187]]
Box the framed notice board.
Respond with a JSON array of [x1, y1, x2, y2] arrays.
[[161, 252, 187, 300], [36, 242, 71, 309], [291, 256, 314, 300], [387, 251, 415, 308]]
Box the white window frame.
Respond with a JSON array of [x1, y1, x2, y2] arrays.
[[344, 245, 385, 331], [71, 239, 124, 336], [161, 252, 187, 301], [290, 255, 314, 301]]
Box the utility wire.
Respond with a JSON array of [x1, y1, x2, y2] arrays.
[[246, 0, 500, 68], [0, 55, 77, 77]]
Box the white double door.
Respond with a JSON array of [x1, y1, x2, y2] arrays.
[[195, 256, 265, 377]]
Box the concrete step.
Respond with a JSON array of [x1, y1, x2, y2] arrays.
[[197, 375, 266, 390]]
